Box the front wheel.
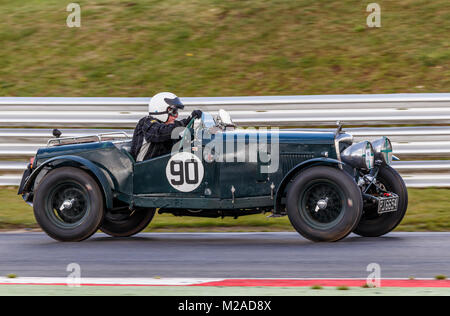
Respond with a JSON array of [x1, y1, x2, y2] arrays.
[[353, 165, 408, 237], [100, 207, 156, 237], [286, 166, 363, 242]]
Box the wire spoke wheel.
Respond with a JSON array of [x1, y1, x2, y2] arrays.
[[33, 167, 104, 242], [100, 207, 156, 238], [354, 165, 408, 237], [286, 166, 362, 242], [104, 207, 133, 223], [46, 181, 90, 228], [299, 180, 345, 230]]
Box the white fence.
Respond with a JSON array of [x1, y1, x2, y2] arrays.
[[1, 93, 450, 187]]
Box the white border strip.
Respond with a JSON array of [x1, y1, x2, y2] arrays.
[[0, 277, 442, 287], [0, 277, 225, 286]]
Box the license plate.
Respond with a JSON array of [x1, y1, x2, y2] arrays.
[[377, 193, 399, 214]]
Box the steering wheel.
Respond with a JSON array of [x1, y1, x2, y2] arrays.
[[178, 117, 196, 151]]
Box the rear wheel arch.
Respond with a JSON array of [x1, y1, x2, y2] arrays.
[[25, 156, 114, 210]]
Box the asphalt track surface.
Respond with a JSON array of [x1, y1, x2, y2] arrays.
[[0, 232, 449, 279]]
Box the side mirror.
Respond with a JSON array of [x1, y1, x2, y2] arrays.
[[52, 129, 62, 138]]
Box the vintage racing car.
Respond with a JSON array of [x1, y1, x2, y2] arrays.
[[18, 111, 408, 242]]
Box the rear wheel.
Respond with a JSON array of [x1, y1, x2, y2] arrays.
[[353, 165, 408, 237], [286, 166, 363, 242], [100, 207, 156, 237], [33, 167, 105, 242]]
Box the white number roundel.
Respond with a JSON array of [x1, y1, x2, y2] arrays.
[[166, 152, 204, 192]]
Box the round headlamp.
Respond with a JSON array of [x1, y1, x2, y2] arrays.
[[341, 141, 375, 170], [371, 136, 393, 165]]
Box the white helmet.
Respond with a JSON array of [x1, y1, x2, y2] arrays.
[[148, 92, 184, 122]]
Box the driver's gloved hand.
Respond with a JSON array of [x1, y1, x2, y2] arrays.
[[190, 110, 203, 120]]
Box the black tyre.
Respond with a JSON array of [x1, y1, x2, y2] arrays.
[[354, 165, 408, 237], [286, 166, 363, 242], [100, 207, 156, 237], [33, 167, 105, 242]]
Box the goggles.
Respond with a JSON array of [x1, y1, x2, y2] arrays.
[[167, 105, 179, 116], [165, 97, 184, 117]]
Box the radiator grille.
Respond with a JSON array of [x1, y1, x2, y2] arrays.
[[280, 153, 315, 174]]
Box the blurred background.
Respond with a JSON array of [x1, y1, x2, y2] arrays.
[[0, 0, 449, 231], [0, 0, 448, 96]]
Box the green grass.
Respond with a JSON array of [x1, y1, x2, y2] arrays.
[[0, 0, 448, 97], [1, 187, 449, 232]]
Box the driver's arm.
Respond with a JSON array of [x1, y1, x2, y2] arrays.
[[142, 119, 187, 143], [142, 110, 202, 143]]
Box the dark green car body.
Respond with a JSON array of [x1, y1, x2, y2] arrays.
[[19, 126, 344, 217]]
